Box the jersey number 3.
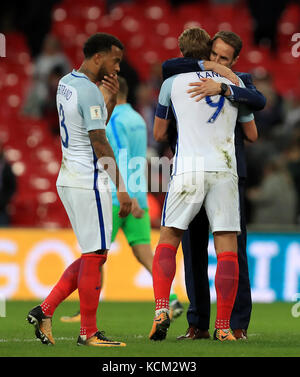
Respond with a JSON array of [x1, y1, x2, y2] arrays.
[[205, 96, 225, 123], [59, 103, 69, 148]]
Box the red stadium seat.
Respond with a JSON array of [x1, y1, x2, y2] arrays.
[[10, 194, 40, 226], [277, 3, 300, 51]]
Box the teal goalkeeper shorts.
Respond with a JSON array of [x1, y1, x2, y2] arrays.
[[111, 205, 151, 246]]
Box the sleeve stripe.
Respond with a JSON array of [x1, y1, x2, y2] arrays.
[[155, 103, 173, 119]]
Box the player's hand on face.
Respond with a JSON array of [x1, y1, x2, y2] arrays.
[[99, 74, 119, 101], [117, 191, 132, 218], [131, 198, 145, 219], [187, 78, 221, 102]]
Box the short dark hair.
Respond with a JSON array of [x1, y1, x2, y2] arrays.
[[211, 31, 242, 58], [178, 27, 211, 60], [118, 76, 128, 98], [83, 33, 124, 59]]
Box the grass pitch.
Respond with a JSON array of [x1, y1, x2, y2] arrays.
[[0, 301, 299, 358]]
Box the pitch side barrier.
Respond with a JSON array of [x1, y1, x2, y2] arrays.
[[0, 227, 299, 304]]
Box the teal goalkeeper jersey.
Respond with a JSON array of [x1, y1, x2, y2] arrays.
[[106, 103, 148, 209]]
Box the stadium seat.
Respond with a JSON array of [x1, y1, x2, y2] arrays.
[[10, 194, 40, 226]]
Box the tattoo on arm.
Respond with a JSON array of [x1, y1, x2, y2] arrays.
[[89, 129, 124, 190]]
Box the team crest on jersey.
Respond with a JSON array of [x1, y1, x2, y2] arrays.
[[90, 105, 102, 120]]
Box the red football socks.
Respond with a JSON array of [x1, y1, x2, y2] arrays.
[[214, 251, 239, 330], [78, 254, 107, 339], [41, 257, 82, 317], [152, 243, 177, 312], [41, 253, 107, 340]]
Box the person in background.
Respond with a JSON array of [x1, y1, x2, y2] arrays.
[[247, 157, 297, 225], [283, 132, 300, 223], [22, 34, 70, 118], [0, 143, 17, 227], [42, 64, 65, 136], [251, 70, 285, 139]]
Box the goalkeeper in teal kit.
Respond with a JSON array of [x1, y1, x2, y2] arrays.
[[61, 76, 183, 322]]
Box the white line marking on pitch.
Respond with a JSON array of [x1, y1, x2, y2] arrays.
[[0, 337, 75, 343]]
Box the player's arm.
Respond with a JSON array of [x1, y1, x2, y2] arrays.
[[89, 129, 132, 217], [163, 58, 265, 113], [90, 129, 124, 190], [162, 57, 200, 80], [188, 73, 266, 110], [227, 73, 266, 111], [201, 61, 240, 85], [153, 116, 171, 142], [187, 63, 239, 102], [163, 57, 239, 85], [187, 78, 228, 102], [78, 84, 131, 217], [238, 104, 258, 143], [131, 198, 145, 218], [153, 77, 173, 142], [241, 119, 258, 142]]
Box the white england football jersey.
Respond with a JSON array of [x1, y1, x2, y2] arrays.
[[56, 70, 108, 189], [156, 71, 254, 176]]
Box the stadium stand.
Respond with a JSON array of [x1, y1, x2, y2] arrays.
[[0, 0, 299, 227]]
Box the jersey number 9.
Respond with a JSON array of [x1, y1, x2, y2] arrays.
[[205, 96, 225, 124]]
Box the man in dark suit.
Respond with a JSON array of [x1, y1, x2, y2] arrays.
[[162, 30, 266, 340]]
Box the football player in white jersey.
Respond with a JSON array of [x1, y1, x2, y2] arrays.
[[27, 33, 131, 347], [149, 28, 257, 342]]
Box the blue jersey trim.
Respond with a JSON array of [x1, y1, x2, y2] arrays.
[[162, 186, 170, 226], [71, 72, 89, 80], [93, 151, 106, 250], [171, 102, 179, 176]]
